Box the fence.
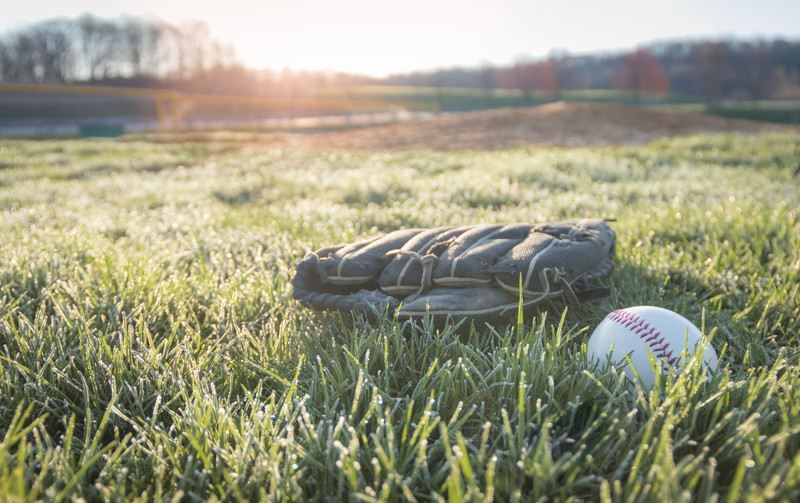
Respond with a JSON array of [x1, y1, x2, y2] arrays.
[[0, 82, 439, 134]]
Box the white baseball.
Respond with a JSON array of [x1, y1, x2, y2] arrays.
[[587, 306, 718, 389]]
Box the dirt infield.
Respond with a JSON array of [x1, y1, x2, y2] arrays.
[[277, 102, 800, 151]]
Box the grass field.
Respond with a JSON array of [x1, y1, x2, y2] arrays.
[[341, 86, 800, 124], [335, 86, 661, 111], [1, 133, 799, 501]]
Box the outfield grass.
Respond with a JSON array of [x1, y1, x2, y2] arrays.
[[0, 133, 799, 501], [342, 86, 800, 124], [336, 86, 688, 111], [670, 103, 800, 126]]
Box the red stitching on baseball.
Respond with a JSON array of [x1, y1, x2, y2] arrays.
[[608, 310, 678, 365]]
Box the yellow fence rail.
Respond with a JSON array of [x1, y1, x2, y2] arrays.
[[0, 82, 439, 132]]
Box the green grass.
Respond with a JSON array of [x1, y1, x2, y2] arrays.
[[0, 132, 799, 501], [340, 86, 800, 122], [669, 102, 800, 125], [337, 86, 687, 111]]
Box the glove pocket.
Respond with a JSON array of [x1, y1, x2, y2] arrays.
[[397, 286, 520, 323], [493, 234, 611, 297], [432, 223, 529, 287], [378, 226, 464, 295], [318, 228, 422, 285]]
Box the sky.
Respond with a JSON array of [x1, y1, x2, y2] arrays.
[[2, 0, 799, 77]]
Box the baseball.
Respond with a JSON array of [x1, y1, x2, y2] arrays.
[[587, 306, 718, 389]]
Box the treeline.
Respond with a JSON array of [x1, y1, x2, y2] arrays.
[[2, 14, 799, 104], [0, 13, 377, 96], [0, 14, 242, 85], [387, 39, 800, 104]]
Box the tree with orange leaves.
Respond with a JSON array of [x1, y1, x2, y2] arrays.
[[496, 58, 559, 102], [613, 48, 670, 103]]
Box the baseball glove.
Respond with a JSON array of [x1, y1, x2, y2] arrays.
[[291, 218, 616, 326]]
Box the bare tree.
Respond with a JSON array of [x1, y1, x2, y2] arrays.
[[175, 20, 213, 84], [743, 41, 770, 102], [769, 65, 800, 100], [77, 13, 121, 80], [119, 16, 147, 77], [115, 16, 169, 79], [0, 40, 7, 80], [0, 20, 73, 83], [8, 32, 39, 82], [0, 13, 248, 87], [30, 19, 73, 83], [692, 41, 730, 104], [143, 21, 171, 78]]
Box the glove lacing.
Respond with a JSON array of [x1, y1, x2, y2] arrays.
[[386, 249, 438, 295], [540, 267, 579, 307]]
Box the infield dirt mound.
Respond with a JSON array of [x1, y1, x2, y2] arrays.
[[278, 102, 800, 151]]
